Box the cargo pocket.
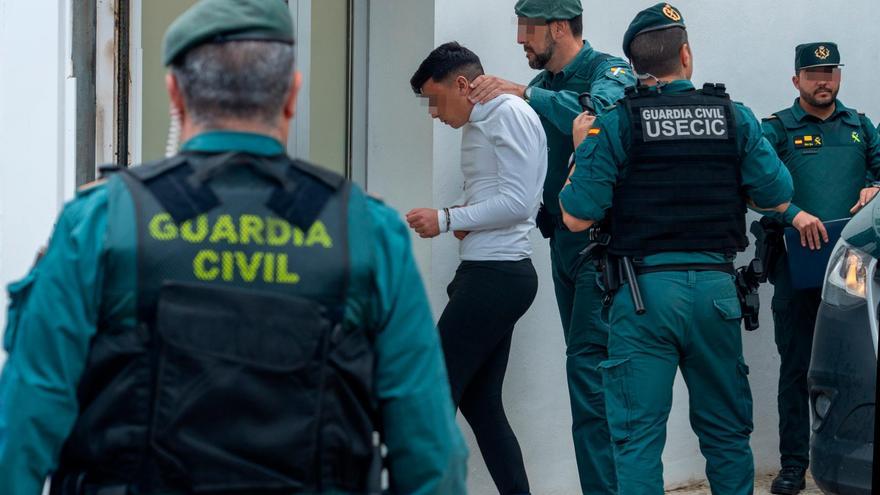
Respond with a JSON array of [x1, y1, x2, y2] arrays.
[[598, 358, 633, 444], [713, 297, 742, 321], [4, 271, 37, 352], [150, 282, 330, 492], [735, 357, 754, 434]]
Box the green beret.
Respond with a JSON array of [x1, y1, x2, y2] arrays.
[[795, 42, 843, 71], [163, 0, 294, 66], [622, 3, 686, 58], [515, 0, 583, 20]]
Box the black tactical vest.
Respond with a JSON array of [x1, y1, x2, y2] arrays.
[[54, 153, 379, 494], [609, 83, 748, 257]]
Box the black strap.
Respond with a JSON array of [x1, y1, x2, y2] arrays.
[[634, 262, 735, 276]]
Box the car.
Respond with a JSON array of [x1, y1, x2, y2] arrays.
[[809, 202, 878, 494]]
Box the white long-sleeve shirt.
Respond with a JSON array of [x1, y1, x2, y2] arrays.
[[439, 94, 548, 261]]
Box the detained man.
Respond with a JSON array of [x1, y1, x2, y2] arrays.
[[406, 42, 547, 495]]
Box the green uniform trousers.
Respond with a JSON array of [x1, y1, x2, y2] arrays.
[[601, 270, 755, 495], [549, 229, 617, 494], [770, 253, 821, 470]]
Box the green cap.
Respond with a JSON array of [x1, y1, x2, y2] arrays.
[[163, 0, 294, 66], [514, 0, 583, 20], [795, 42, 843, 71], [622, 3, 686, 58]]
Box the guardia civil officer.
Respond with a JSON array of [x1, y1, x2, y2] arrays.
[[467, 1, 634, 491], [0, 1, 468, 494], [762, 42, 880, 495], [559, 4, 793, 494]]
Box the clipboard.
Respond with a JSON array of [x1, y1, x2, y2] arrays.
[[783, 218, 850, 290]]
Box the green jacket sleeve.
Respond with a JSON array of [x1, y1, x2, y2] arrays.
[[759, 115, 799, 224], [860, 114, 880, 182], [0, 187, 108, 495], [559, 108, 627, 221], [366, 199, 468, 495], [528, 59, 633, 135]]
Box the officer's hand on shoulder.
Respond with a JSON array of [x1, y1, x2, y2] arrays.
[[572, 112, 597, 148], [792, 211, 830, 251], [468, 75, 526, 105], [850, 186, 880, 214]]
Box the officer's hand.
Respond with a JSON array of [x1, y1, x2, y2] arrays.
[[792, 211, 829, 251], [849, 187, 880, 214], [572, 112, 597, 148], [405, 208, 441, 238], [468, 75, 526, 105], [453, 230, 470, 240]]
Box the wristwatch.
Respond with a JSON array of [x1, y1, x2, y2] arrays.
[[523, 86, 533, 103]]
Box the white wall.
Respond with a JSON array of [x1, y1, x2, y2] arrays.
[[1, 1, 878, 493], [0, 0, 76, 366], [408, 1, 880, 493]]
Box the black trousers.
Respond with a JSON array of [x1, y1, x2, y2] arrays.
[[771, 253, 822, 470], [438, 259, 538, 495]]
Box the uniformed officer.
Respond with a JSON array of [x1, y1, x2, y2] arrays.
[[0, 1, 468, 494], [761, 42, 880, 495], [559, 4, 794, 494], [467, 1, 634, 491]]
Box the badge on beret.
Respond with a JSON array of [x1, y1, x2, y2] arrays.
[[815, 46, 831, 60], [663, 4, 682, 21]]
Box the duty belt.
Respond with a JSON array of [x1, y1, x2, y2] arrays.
[[631, 262, 736, 276]]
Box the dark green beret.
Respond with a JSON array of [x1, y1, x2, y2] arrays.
[[515, 0, 583, 20], [795, 42, 843, 71], [163, 0, 294, 66], [622, 3, 686, 58]]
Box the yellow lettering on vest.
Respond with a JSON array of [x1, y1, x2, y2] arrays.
[[266, 218, 291, 246], [181, 215, 209, 242], [276, 254, 301, 284], [305, 221, 333, 248], [235, 251, 263, 282], [263, 252, 276, 283], [221, 251, 235, 281], [210, 215, 239, 244], [193, 249, 219, 280], [292, 227, 304, 247], [149, 213, 178, 241], [239, 215, 265, 245]]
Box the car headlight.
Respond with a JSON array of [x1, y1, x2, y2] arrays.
[[823, 242, 873, 307]]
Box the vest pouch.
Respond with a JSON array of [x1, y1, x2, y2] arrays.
[[150, 281, 329, 492]]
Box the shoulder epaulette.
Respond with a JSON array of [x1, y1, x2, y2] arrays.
[[76, 178, 107, 196], [762, 115, 778, 121]]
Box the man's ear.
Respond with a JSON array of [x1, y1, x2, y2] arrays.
[[791, 74, 800, 91], [166, 72, 187, 121], [283, 71, 303, 120], [550, 19, 565, 40], [456, 75, 470, 95], [679, 43, 692, 71]]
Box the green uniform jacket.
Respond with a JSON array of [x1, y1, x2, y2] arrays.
[[762, 98, 880, 224], [560, 80, 794, 265], [527, 40, 635, 216], [0, 132, 468, 495]]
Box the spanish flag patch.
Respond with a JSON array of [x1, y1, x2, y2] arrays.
[[588, 128, 602, 137], [794, 134, 822, 149]]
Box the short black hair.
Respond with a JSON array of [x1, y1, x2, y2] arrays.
[[629, 27, 688, 77], [550, 14, 582, 38], [410, 41, 484, 94]]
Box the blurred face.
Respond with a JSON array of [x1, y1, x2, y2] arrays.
[[794, 67, 841, 108], [517, 17, 555, 69], [419, 76, 473, 129]]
